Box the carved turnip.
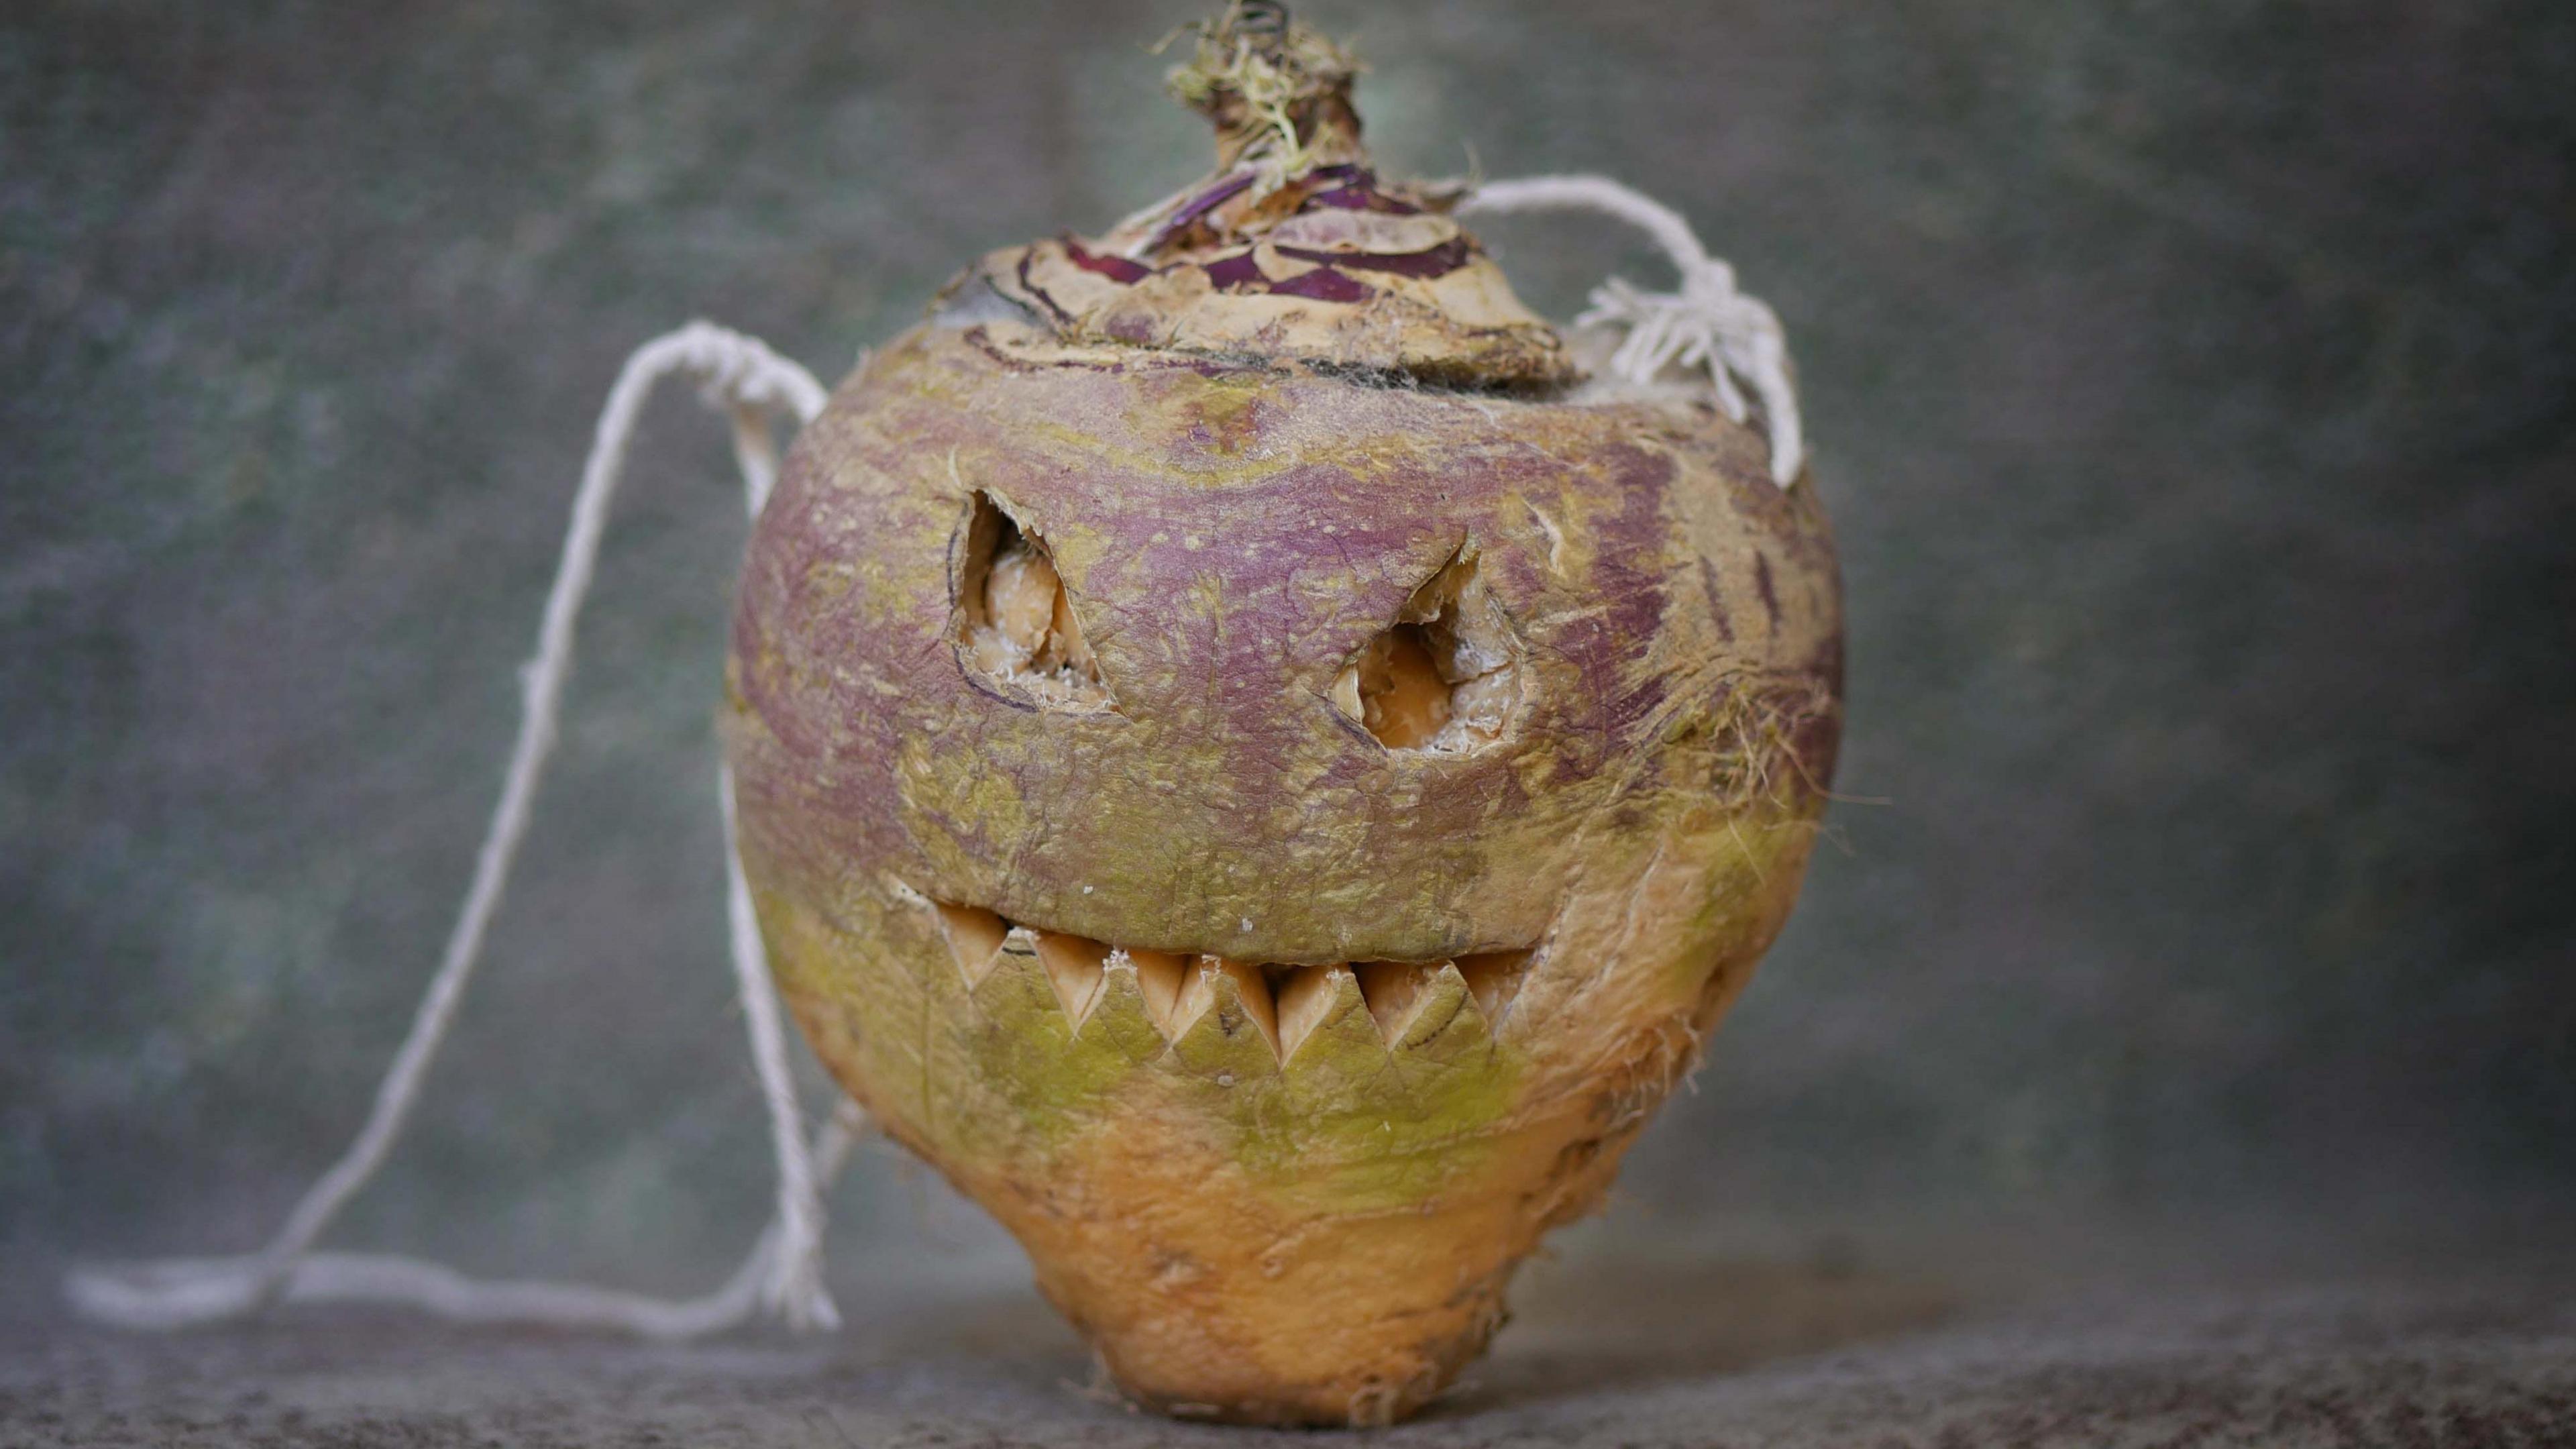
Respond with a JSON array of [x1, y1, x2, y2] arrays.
[[725, 5, 1841, 1425]]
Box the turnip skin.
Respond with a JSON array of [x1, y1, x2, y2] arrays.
[[724, 313, 1840, 1425]]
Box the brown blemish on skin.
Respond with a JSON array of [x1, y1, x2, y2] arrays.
[[961, 324, 1040, 375], [1014, 251, 1075, 327], [1697, 556, 1735, 642], [1186, 382, 1265, 455]]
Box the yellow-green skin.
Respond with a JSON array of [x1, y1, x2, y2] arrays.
[[724, 314, 1842, 1425]]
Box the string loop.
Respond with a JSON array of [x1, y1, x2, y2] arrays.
[[67, 321, 851, 1338]]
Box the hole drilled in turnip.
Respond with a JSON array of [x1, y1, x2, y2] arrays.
[[959, 490, 1112, 709]]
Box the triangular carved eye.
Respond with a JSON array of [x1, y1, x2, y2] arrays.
[[1330, 547, 1521, 751], [958, 491, 1113, 710]]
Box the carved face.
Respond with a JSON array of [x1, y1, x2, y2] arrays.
[[724, 312, 1842, 1425]]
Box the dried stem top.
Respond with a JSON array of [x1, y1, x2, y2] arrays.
[[1162, 2, 1366, 176]]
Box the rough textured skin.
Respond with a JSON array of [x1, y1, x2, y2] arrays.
[[986, 219, 1572, 388], [724, 307, 1841, 1424]]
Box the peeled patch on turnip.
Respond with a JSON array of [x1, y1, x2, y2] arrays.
[[724, 0, 1842, 1426]]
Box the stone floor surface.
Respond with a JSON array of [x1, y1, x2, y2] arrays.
[[6, 1254, 2571, 1448]]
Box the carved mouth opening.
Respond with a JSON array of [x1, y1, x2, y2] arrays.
[[931, 901, 1534, 1067]]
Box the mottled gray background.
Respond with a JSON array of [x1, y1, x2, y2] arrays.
[[5, 0, 2572, 1326]]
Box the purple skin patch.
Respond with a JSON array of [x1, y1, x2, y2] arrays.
[[1199, 249, 1377, 305], [1303, 185, 1421, 214], [1145, 170, 1258, 253], [1201, 251, 1269, 292], [1273, 237, 1475, 280], [729, 338, 1840, 961], [1266, 266, 1375, 303], [1063, 237, 1150, 284], [1299, 168, 1424, 216]]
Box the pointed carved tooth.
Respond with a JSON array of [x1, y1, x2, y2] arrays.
[[1273, 965, 1334, 1060], [1385, 961, 1491, 1065], [933, 902, 1008, 988], [1216, 958, 1279, 1053], [1352, 961, 1427, 1043], [1163, 958, 1279, 1082], [969, 926, 1075, 1046], [1077, 953, 1167, 1063], [1453, 949, 1534, 1024], [1033, 930, 1111, 1025], [1275, 965, 1384, 1073], [1129, 947, 1193, 1038]]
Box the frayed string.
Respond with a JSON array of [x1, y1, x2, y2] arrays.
[[1462, 174, 1805, 486]]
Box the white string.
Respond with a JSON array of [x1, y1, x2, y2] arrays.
[[66, 320, 852, 1336], [719, 769, 833, 1330], [64, 1101, 867, 1339], [1462, 174, 1806, 486]]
